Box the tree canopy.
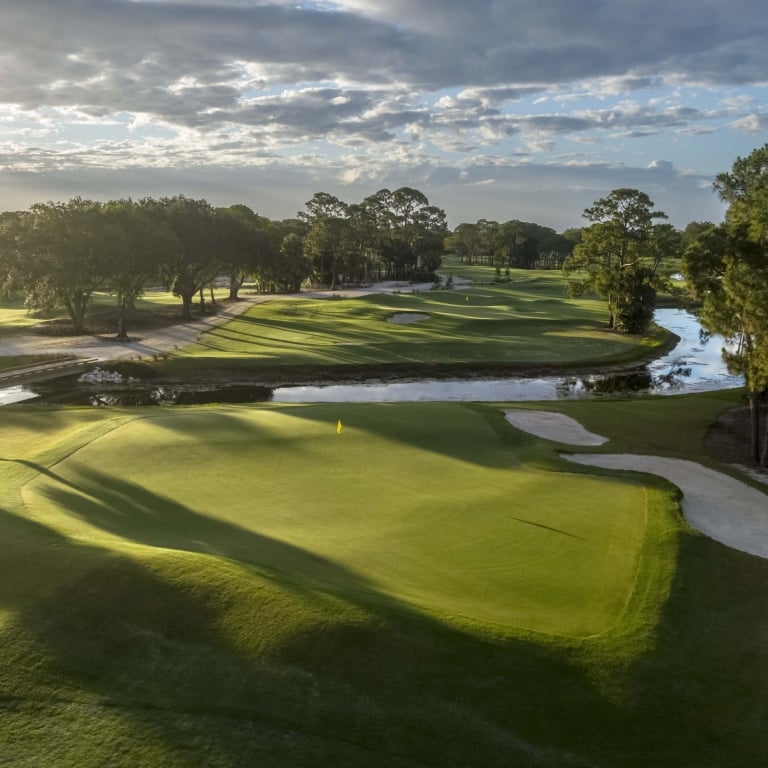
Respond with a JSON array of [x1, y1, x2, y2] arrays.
[[563, 188, 673, 334], [683, 144, 768, 464], [300, 187, 447, 287], [0, 186, 446, 335]]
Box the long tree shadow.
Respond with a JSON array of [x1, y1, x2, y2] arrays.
[[8, 409, 749, 764], [0, 492, 645, 767], [18, 458, 373, 602], [72, 401, 530, 472]]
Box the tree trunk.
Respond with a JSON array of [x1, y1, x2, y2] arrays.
[[229, 272, 240, 301], [199, 287, 206, 316], [65, 295, 88, 335], [761, 402, 768, 468], [748, 389, 761, 464], [180, 293, 193, 321], [115, 292, 128, 341]]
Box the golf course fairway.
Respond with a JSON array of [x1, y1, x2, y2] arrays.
[[21, 403, 647, 635], [5, 396, 768, 767]]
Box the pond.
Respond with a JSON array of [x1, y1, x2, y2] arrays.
[[272, 308, 741, 402], [0, 308, 744, 407]]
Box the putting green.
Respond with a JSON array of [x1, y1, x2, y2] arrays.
[[22, 403, 648, 635]]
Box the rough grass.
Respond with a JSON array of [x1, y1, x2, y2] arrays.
[[0, 354, 71, 372], [3, 395, 768, 766], [507, 389, 744, 464]]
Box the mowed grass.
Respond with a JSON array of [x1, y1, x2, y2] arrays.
[[170, 273, 666, 370], [3, 397, 768, 765], [20, 403, 646, 635], [0, 286, 231, 337]]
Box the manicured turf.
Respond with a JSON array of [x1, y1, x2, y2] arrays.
[[3, 394, 768, 766], [507, 389, 749, 469], [21, 403, 647, 635], [170, 274, 667, 370], [2, 258, 767, 766], [0, 287, 232, 337]]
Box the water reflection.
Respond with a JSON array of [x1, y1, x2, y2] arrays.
[[2, 308, 745, 406], [271, 309, 742, 403], [0, 384, 40, 406]]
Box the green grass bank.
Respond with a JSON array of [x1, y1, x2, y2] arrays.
[[2, 392, 768, 766], [162, 269, 672, 380]]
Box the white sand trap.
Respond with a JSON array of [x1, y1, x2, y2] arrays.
[[563, 453, 768, 558], [504, 409, 608, 446], [503, 408, 768, 558], [387, 313, 429, 324]]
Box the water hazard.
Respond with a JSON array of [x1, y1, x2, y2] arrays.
[[1, 309, 744, 407]]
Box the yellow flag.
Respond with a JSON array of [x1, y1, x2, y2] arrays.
[[337, 419, 343, 434]]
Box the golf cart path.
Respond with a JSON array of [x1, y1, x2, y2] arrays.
[[0, 278, 466, 370], [504, 409, 768, 559], [0, 298, 257, 366]]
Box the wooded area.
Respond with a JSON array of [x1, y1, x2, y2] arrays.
[[1, 146, 767, 465]]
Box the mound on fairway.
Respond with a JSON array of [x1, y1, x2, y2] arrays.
[[22, 402, 648, 635], [166, 276, 667, 372]]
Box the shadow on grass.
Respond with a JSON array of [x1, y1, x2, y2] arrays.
[[57, 402, 528, 473], [257, 401, 532, 471], [509, 516, 589, 541], [22, 458, 377, 601], [0, 493, 640, 767], [607, 531, 768, 766], [5, 438, 768, 765]]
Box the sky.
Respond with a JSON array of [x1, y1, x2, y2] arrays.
[[0, 0, 766, 231]]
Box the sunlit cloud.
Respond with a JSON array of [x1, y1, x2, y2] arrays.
[[0, 0, 764, 227]]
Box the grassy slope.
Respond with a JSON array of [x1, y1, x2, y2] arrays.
[[21, 403, 646, 636], [2, 396, 768, 766], [165, 270, 668, 372]]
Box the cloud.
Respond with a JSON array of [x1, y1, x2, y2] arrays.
[[0, 0, 761, 230], [730, 114, 768, 132]]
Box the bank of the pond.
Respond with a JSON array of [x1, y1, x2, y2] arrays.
[[116, 318, 679, 382], [1, 308, 745, 407]]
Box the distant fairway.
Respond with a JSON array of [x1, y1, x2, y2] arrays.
[[21, 403, 647, 635], [168, 272, 667, 371]]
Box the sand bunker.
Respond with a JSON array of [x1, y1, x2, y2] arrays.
[[387, 313, 429, 324], [504, 409, 608, 446], [504, 408, 768, 559]]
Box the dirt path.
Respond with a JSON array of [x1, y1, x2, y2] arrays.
[[0, 298, 256, 367], [504, 409, 768, 559], [0, 279, 460, 371]]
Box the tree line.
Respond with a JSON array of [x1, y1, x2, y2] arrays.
[[0, 187, 447, 337], [1, 146, 766, 463], [450, 145, 768, 465], [447, 218, 578, 273]]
